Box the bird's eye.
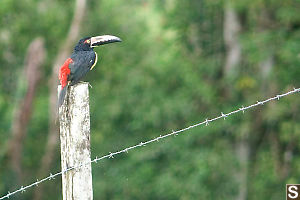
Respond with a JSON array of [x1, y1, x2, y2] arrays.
[[84, 40, 91, 44]]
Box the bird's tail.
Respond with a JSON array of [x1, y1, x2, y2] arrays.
[[58, 85, 68, 107]]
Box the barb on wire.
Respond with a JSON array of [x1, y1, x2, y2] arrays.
[[1, 87, 299, 200]]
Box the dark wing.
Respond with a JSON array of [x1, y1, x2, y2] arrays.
[[68, 51, 96, 86]]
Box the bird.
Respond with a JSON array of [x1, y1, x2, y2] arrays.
[[58, 35, 122, 107]]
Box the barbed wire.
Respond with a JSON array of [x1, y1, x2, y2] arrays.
[[1, 87, 299, 200]]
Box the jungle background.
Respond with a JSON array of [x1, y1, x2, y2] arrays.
[[0, 0, 300, 199]]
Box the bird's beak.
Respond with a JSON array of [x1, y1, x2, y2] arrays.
[[90, 35, 122, 47]]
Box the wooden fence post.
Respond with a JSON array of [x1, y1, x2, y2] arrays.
[[58, 82, 93, 200]]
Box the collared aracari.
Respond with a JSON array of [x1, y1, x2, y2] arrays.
[[58, 35, 121, 107]]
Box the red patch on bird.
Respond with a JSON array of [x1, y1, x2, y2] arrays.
[[59, 58, 73, 88]]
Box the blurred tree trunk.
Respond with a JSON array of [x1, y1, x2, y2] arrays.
[[8, 38, 45, 183], [256, 8, 294, 181], [223, 2, 241, 77], [270, 131, 295, 180], [234, 132, 249, 200], [223, 3, 249, 200], [33, 0, 86, 199]]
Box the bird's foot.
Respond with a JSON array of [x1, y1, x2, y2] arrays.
[[77, 81, 93, 88]]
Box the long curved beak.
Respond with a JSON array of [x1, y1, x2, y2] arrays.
[[90, 35, 122, 47]]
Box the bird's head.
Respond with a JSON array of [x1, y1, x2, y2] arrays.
[[74, 35, 122, 51]]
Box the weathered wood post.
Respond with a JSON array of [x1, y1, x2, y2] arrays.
[[58, 82, 93, 200]]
